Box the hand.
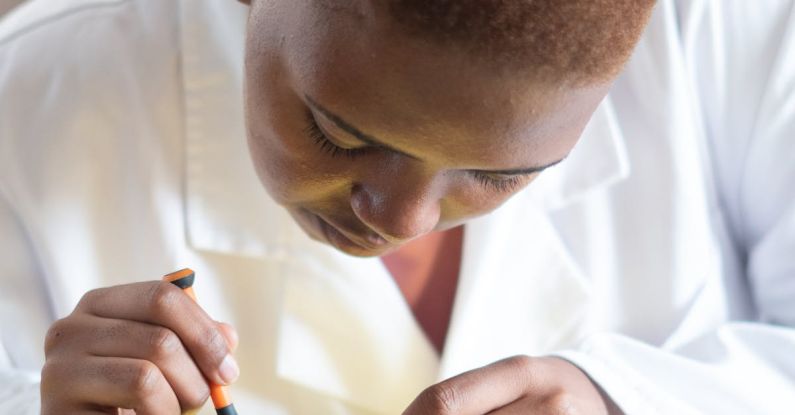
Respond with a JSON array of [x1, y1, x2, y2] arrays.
[[403, 355, 621, 415], [41, 281, 239, 414]]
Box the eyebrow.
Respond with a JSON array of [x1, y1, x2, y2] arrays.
[[305, 94, 567, 175]]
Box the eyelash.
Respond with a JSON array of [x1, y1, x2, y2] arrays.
[[472, 172, 525, 192], [303, 111, 527, 192], [304, 112, 369, 159]]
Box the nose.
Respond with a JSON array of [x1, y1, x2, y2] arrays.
[[350, 175, 441, 243]]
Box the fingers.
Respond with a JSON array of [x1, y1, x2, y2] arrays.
[[403, 356, 542, 415], [78, 315, 211, 409], [76, 281, 238, 386], [404, 356, 613, 415], [485, 395, 579, 415], [42, 355, 180, 415], [42, 280, 241, 414], [217, 321, 239, 352]]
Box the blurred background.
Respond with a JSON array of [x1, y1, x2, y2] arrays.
[[0, 0, 24, 17]]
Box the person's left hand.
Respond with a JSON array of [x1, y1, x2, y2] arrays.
[[402, 355, 622, 415]]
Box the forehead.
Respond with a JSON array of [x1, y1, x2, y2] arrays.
[[282, 0, 609, 170]]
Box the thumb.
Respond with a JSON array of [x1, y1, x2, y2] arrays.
[[216, 321, 239, 353]]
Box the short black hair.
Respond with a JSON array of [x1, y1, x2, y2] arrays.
[[388, 0, 657, 86]]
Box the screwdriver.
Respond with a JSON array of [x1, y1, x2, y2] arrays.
[[163, 268, 239, 415]]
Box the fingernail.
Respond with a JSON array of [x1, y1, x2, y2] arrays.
[[218, 354, 240, 385]]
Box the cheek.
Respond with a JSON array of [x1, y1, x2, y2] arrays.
[[438, 174, 538, 225], [245, 130, 306, 203], [440, 190, 504, 223], [244, 77, 360, 205], [245, 114, 351, 206], [243, 42, 352, 205], [243, 29, 327, 206]]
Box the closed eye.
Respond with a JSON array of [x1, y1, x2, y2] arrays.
[[470, 171, 532, 192], [304, 110, 371, 159], [304, 107, 539, 192]]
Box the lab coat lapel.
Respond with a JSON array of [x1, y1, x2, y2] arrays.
[[437, 191, 593, 379], [276, 243, 439, 414], [179, 0, 305, 259], [439, 98, 628, 379], [525, 97, 630, 209]]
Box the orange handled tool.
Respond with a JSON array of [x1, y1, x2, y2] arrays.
[[163, 269, 238, 415]]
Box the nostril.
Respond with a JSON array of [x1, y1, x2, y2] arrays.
[[365, 233, 388, 246]]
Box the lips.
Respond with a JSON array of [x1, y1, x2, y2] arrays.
[[315, 213, 387, 251]]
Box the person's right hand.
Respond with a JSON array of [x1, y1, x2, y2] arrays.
[[41, 280, 240, 414]]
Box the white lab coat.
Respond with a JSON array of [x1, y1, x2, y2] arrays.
[[1, 0, 794, 414]]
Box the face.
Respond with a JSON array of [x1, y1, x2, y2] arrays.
[[242, 0, 612, 257]]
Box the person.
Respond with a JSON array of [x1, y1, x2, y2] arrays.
[[0, 0, 24, 17], [1, 0, 794, 413]]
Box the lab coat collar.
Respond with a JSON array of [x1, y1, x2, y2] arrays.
[[273, 194, 594, 413], [437, 196, 593, 380], [179, 0, 309, 260], [179, 1, 625, 411], [275, 241, 440, 413], [526, 97, 630, 209]]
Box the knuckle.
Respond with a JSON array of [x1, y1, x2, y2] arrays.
[[543, 390, 579, 415], [201, 326, 229, 362], [39, 362, 69, 415], [40, 357, 82, 406], [506, 354, 535, 372], [76, 287, 105, 311], [148, 327, 182, 358], [39, 359, 65, 389], [44, 318, 72, 355], [419, 383, 461, 415], [505, 355, 536, 389], [147, 281, 181, 316], [181, 383, 211, 410], [129, 360, 162, 397]]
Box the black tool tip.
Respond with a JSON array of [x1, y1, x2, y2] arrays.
[[216, 404, 238, 415], [168, 271, 195, 289]]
